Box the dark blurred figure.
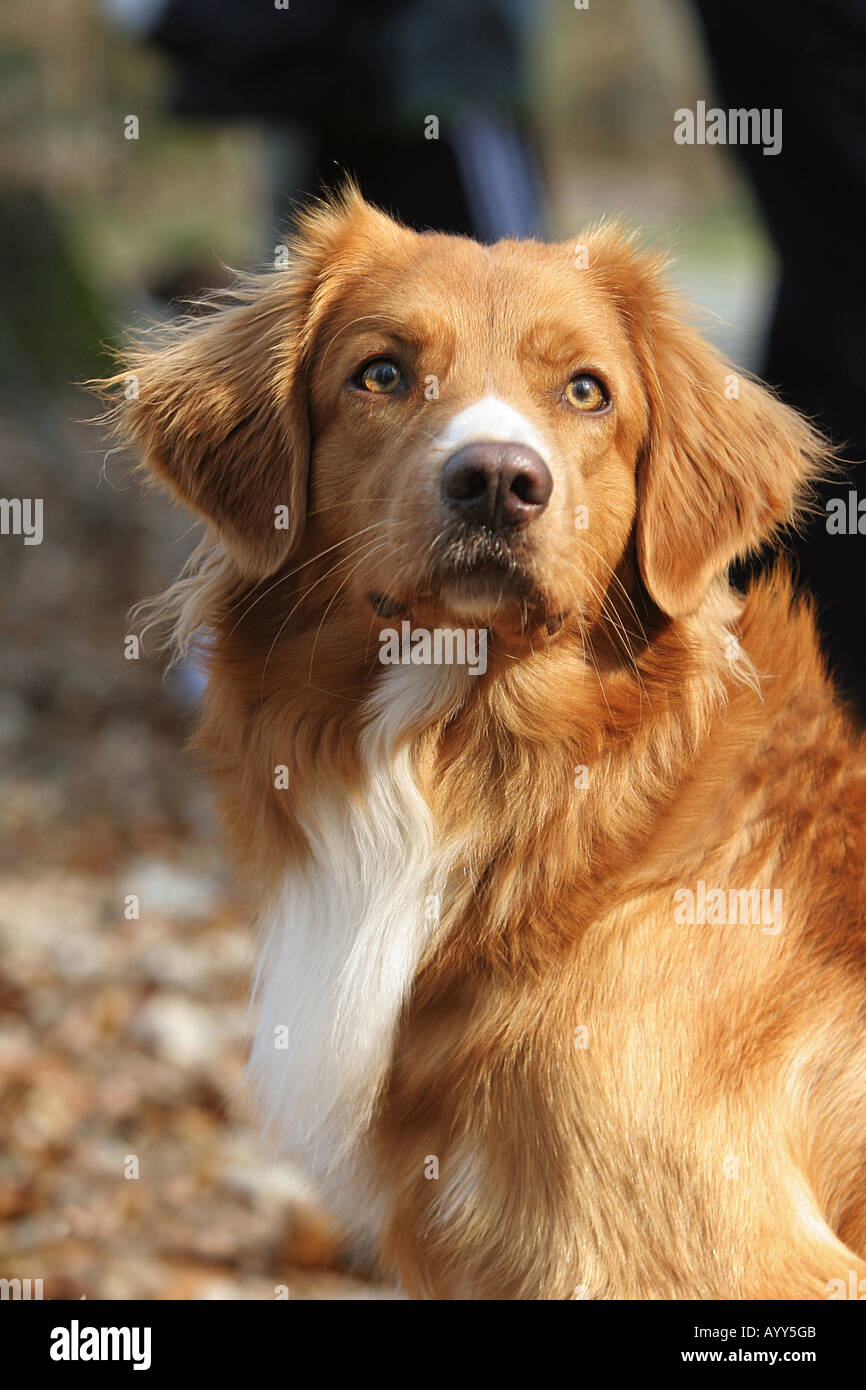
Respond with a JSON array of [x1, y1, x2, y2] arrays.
[[114, 0, 546, 241], [693, 0, 866, 717]]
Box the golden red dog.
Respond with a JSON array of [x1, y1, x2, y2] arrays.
[[106, 187, 866, 1299]]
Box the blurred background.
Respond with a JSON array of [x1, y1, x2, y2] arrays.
[[0, 0, 862, 1299]]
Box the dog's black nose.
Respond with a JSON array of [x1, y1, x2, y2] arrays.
[[441, 442, 553, 529]]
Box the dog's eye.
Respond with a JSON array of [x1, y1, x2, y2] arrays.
[[355, 358, 403, 394], [564, 374, 608, 412]]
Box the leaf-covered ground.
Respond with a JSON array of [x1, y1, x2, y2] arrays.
[[0, 393, 393, 1299]]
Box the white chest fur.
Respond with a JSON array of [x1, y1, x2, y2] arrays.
[[248, 664, 462, 1200]]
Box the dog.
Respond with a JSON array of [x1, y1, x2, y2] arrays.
[[105, 186, 866, 1299]]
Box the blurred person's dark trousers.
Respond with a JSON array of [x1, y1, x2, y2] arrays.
[[281, 114, 546, 243], [143, 0, 546, 241], [694, 0, 866, 716]]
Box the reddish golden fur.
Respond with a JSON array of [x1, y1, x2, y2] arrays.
[[105, 189, 866, 1299]]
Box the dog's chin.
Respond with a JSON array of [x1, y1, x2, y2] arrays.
[[369, 566, 568, 640], [440, 570, 544, 628], [435, 532, 568, 635]]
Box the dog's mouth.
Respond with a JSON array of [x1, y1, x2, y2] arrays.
[[438, 543, 535, 622], [368, 529, 568, 637]]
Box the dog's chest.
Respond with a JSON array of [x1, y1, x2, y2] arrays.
[[248, 665, 459, 1209]]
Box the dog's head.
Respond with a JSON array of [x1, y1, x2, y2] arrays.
[[111, 188, 826, 648]]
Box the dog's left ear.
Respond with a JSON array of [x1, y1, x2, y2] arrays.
[[102, 185, 378, 580], [111, 279, 311, 579], [598, 235, 829, 618]]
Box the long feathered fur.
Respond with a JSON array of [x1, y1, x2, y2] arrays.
[[100, 190, 866, 1299]]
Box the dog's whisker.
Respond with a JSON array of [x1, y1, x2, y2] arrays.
[[258, 534, 398, 698], [574, 534, 651, 649], [307, 539, 409, 684], [578, 566, 653, 718], [225, 522, 393, 640]]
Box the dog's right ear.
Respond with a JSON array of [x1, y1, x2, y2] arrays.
[[586, 225, 830, 619], [101, 186, 372, 580]]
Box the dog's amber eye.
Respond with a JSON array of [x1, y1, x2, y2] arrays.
[[357, 358, 402, 394], [565, 374, 608, 412]]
